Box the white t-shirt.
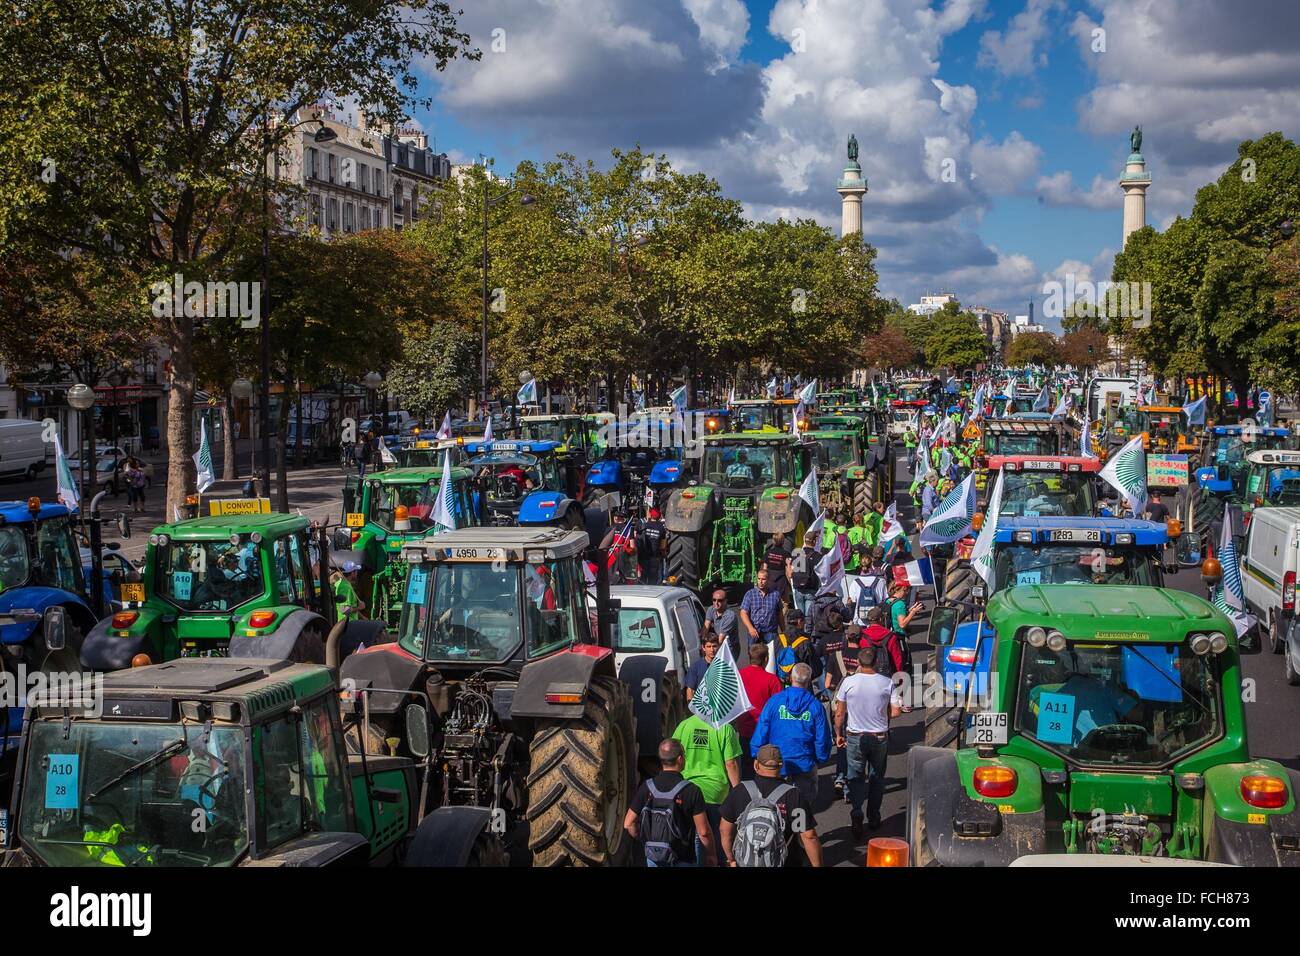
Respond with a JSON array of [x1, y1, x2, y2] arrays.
[[840, 573, 887, 627], [835, 672, 902, 734]]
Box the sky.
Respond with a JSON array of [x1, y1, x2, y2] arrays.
[[393, 0, 1300, 331]]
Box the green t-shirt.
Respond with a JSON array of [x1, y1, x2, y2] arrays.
[[846, 525, 865, 569], [890, 597, 907, 633], [860, 512, 883, 547], [332, 576, 360, 611], [672, 714, 742, 805]]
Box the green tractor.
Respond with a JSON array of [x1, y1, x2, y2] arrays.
[[662, 434, 816, 592], [79, 513, 381, 670], [337, 464, 480, 628], [908, 583, 1300, 866], [4, 658, 421, 867], [804, 427, 892, 521], [808, 412, 895, 507]]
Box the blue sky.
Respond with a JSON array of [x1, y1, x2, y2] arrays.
[[396, 0, 1299, 328]]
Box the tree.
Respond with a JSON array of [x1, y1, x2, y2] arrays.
[[388, 324, 477, 420], [883, 305, 930, 367], [0, 0, 475, 514], [1266, 234, 1300, 402], [925, 312, 988, 369], [1059, 327, 1110, 370], [1062, 299, 1107, 334], [859, 325, 916, 371], [1005, 330, 1061, 367]]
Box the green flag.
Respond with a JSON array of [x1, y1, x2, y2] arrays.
[[688, 639, 752, 729]]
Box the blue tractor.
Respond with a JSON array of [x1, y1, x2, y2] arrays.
[[463, 439, 610, 533], [923, 516, 1176, 748], [1, 498, 111, 786], [584, 421, 692, 516]]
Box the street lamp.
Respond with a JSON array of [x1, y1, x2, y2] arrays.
[[67, 383, 96, 504], [231, 378, 254, 478], [480, 169, 535, 414], [363, 371, 384, 429]]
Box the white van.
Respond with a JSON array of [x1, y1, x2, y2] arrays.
[[0, 419, 47, 480], [1240, 506, 1300, 682]]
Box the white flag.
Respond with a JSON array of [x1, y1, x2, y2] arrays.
[[518, 378, 537, 404], [798, 466, 820, 515], [435, 411, 452, 440], [483, 415, 494, 443], [919, 472, 977, 548], [878, 501, 902, 545], [432, 448, 457, 531], [1098, 434, 1148, 517], [791, 400, 805, 437], [379, 441, 397, 465], [970, 469, 1005, 593], [688, 638, 753, 729], [798, 379, 817, 404], [193, 418, 215, 493], [54, 434, 80, 512], [1080, 419, 1097, 459], [815, 544, 845, 597], [808, 510, 826, 539]]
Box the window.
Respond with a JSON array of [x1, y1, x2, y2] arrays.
[[310, 194, 322, 228], [306, 147, 317, 180], [359, 164, 368, 193], [256, 715, 304, 848], [375, 170, 384, 196], [299, 698, 350, 833], [392, 182, 403, 214], [157, 539, 263, 612], [0, 526, 30, 589], [343, 202, 355, 233], [361, 206, 371, 230], [612, 608, 664, 652], [327, 198, 338, 231], [34, 516, 82, 593], [327, 153, 337, 183]]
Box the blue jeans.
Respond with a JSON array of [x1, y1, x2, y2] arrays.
[[793, 588, 814, 620], [845, 732, 889, 823], [646, 857, 695, 868], [696, 803, 723, 867]]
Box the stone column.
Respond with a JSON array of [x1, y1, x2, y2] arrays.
[[838, 161, 868, 238], [1119, 150, 1151, 248]]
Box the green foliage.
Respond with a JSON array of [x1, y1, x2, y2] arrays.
[[1005, 330, 1060, 367], [388, 324, 476, 419], [924, 312, 988, 369]]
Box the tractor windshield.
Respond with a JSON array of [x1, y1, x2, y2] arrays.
[[985, 431, 1060, 457], [734, 405, 774, 431], [399, 557, 586, 662], [993, 545, 1156, 589], [897, 384, 927, 402], [0, 525, 30, 589], [1246, 465, 1300, 507], [32, 515, 84, 593], [156, 539, 264, 612], [701, 444, 789, 487], [521, 420, 572, 444], [1015, 641, 1221, 766], [371, 481, 438, 532], [18, 719, 249, 867], [816, 437, 857, 471], [997, 472, 1096, 517]]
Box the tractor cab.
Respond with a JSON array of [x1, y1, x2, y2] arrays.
[[392, 437, 465, 468], [520, 414, 593, 460], [1198, 425, 1292, 489], [910, 585, 1300, 866], [895, 380, 930, 404], [78, 513, 341, 670], [1137, 406, 1197, 454], [696, 434, 811, 490], [729, 398, 800, 433], [339, 527, 648, 866], [585, 421, 689, 515], [980, 417, 1071, 458], [985, 517, 1173, 592], [6, 658, 415, 867], [1241, 449, 1300, 515], [984, 456, 1101, 517], [463, 440, 589, 529]]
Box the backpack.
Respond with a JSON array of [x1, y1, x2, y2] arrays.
[[733, 781, 796, 868], [638, 778, 692, 866], [775, 633, 810, 681], [864, 628, 896, 679], [790, 548, 816, 591], [810, 594, 844, 636]]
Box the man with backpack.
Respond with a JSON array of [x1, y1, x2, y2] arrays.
[[774, 609, 820, 685], [671, 711, 742, 865], [720, 744, 823, 867], [787, 531, 821, 619], [835, 647, 904, 839], [750, 663, 832, 805], [625, 738, 716, 867], [860, 604, 905, 679]]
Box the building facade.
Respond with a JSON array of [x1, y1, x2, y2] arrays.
[[908, 293, 958, 316]]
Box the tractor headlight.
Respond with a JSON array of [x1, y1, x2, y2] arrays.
[[1209, 632, 1228, 654], [1189, 633, 1212, 656], [1026, 626, 1047, 647], [1046, 630, 1067, 652]]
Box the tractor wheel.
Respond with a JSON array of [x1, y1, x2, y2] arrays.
[[923, 709, 959, 749], [1193, 492, 1222, 536], [1285, 636, 1300, 686], [852, 473, 877, 518], [662, 672, 686, 737], [941, 559, 975, 604], [288, 625, 327, 664], [562, 508, 584, 531], [1269, 613, 1284, 655], [526, 675, 635, 867], [665, 531, 702, 590], [466, 831, 510, 867]]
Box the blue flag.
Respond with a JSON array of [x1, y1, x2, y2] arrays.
[[1182, 395, 1207, 427], [518, 378, 537, 404]]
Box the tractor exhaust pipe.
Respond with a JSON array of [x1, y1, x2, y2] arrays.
[[325, 615, 348, 669]]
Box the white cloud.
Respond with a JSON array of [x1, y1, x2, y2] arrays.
[[1035, 169, 1119, 209], [977, 0, 1065, 77], [680, 0, 750, 67], [971, 131, 1042, 195]]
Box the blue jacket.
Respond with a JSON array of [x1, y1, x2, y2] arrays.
[[750, 687, 832, 775]]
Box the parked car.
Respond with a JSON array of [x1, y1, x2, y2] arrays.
[[1240, 505, 1300, 681], [0, 419, 47, 480]]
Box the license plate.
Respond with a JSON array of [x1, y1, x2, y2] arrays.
[[1050, 529, 1101, 543], [966, 712, 1008, 745], [1021, 460, 1059, 470], [120, 582, 145, 603], [179, 640, 229, 658], [345, 512, 366, 528]]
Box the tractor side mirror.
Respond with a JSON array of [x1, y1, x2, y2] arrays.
[[43, 606, 68, 651], [116, 512, 131, 539], [404, 703, 431, 759], [926, 606, 958, 647]]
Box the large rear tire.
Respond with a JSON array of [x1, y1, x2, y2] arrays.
[[852, 473, 878, 518], [941, 559, 975, 604], [525, 675, 635, 867], [665, 531, 702, 590]]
